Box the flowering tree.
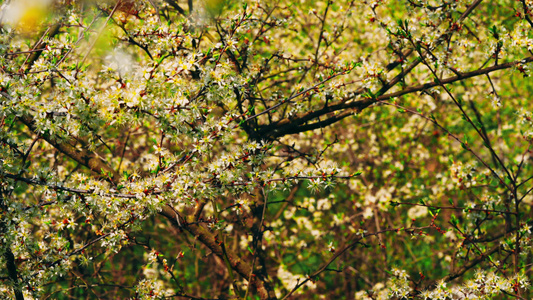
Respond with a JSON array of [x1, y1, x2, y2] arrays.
[[1, 0, 533, 299]]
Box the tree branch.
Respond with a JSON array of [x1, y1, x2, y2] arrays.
[[159, 206, 277, 300], [257, 56, 533, 139]]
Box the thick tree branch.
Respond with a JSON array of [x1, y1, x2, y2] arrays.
[[159, 206, 277, 300], [25, 24, 61, 72], [3, 247, 24, 300], [162, 0, 187, 16], [0, 92, 119, 182], [257, 56, 533, 139], [18, 115, 120, 182]]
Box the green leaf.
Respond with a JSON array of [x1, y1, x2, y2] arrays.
[[450, 215, 458, 226]]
